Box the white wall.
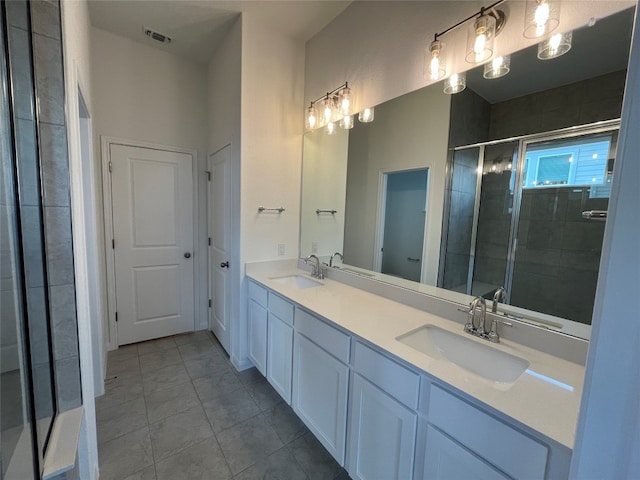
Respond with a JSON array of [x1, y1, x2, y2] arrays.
[[305, 1, 634, 115], [343, 84, 450, 284], [237, 13, 305, 365], [90, 27, 209, 344], [300, 127, 349, 260], [61, 1, 99, 477]]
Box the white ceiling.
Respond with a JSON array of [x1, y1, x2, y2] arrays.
[[88, 0, 351, 64]]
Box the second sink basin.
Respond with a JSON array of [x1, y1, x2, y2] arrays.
[[270, 275, 324, 290], [397, 324, 530, 383]]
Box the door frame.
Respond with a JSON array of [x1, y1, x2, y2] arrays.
[[373, 165, 431, 283], [101, 136, 199, 350]]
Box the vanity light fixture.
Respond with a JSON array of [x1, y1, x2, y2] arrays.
[[537, 31, 572, 59], [444, 72, 466, 94], [359, 107, 375, 123], [524, 0, 560, 39], [304, 82, 352, 131], [425, 37, 446, 81], [326, 121, 336, 135], [466, 9, 498, 63], [483, 54, 511, 79]]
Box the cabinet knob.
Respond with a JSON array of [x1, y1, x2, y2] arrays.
[[220, 261, 229, 269]]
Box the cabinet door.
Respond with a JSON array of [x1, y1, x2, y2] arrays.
[[248, 299, 267, 375], [293, 333, 349, 465], [267, 313, 293, 404], [348, 374, 417, 480], [421, 425, 509, 480]]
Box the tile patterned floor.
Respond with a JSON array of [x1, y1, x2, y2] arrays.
[[97, 330, 351, 480]]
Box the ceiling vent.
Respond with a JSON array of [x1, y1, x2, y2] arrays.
[[143, 27, 172, 44]]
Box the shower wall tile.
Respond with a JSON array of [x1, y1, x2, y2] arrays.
[[8, 26, 35, 122], [49, 283, 79, 361], [21, 205, 45, 288], [32, 33, 65, 125], [6, 0, 29, 30], [30, 0, 61, 40], [55, 356, 82, 411], [40, 122, 70, 207], [43, 206, 75, 286], [15, 118, 39, 206], [489, 70, 626, 140], [26, 286, 50, 366]]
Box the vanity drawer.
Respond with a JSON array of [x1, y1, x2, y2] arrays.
[[295, 308, 350, 363], [428, 384, 548, 480], [353, 341, 420, 409], [268, 292, 294, 326], [248, 280, 268, 308]]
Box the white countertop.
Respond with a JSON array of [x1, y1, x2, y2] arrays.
[[247, 268, 585, 450]]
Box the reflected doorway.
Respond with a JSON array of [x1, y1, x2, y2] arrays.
[[376, 168, 429, 282]]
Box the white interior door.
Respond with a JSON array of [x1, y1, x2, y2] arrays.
[[208, 145, 231, 353], [110, 144, 194, 345]]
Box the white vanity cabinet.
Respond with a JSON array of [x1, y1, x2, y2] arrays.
[[292, 307, 351, 465], [348, 342, 420, 480], [266, 293, 294, 403], [247, 280, 268, 375], [415, 383, 566, 480]]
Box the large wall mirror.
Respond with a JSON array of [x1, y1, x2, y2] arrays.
[[299, 5, 635, 340]]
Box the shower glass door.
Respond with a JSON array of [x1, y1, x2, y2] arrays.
[[509, 129, 617, 324]]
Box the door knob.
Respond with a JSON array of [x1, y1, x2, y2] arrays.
[[184, 252, 191, 258], [220, 261, 229, 269]]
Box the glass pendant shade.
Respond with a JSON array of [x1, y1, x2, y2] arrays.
[[339, 115, 354, 129], [425, 39, 446, 81], [326, 121, 336, 135], [443, 73, 466, 94], [483, 55, 511, 79], [339, 86, 351, 115], [305, 104, 318, 130], [537, 31, 572, 59], [524, 0, 560, 38], [358, 107, 375, 123], [322, 96, 336, 125], [466, 14, 495, 63]]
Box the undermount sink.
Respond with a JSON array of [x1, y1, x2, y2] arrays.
[[397, 324, 530, 383], [270, 275, 324, 290]]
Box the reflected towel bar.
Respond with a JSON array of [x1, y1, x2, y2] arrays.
[[258, 206, 285, 213], [582, 210, 607, 221], [316, 209, 337, 215]]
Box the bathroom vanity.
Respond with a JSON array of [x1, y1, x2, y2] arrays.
[[246, 265, 582, 479]]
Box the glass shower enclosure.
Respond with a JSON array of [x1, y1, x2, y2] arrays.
[[439, 122, 618, 325]]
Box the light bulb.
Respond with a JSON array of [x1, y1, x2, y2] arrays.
[[538, 31, 572, 59], [425, 39, 445, 81], [305, 105, 317, 130], [339, 86, 351, 115], [466, 14, 495, 63], [474, 33, 487, 62], [358, 107, 375, 123], [339, 115, 354, 129], [326, 121, 336, 135], [534, 2, 550, 29]]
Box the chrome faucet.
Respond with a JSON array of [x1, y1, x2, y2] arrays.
[[492, 286, 507, 313], [304, 254, 324, 279], [465, 296, 487, 336], [329, 252, 343, 268]]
